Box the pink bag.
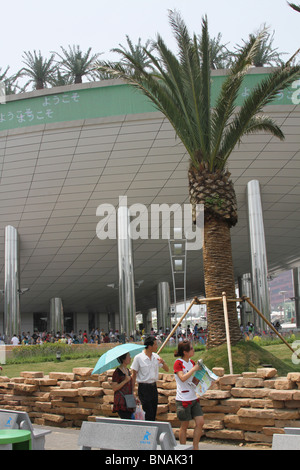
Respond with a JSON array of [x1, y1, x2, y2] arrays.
[[134, 404, 145, 420]]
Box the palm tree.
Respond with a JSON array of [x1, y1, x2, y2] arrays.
[[97, 11, 300, 348], [236, 26, 286, 67], [111, 35, 156, 77], [20, 50, 57, 90], [53, 45, 101, 83], [49, 70, 74, 87], [198, 32, 232, 69], [4, 72, 24, 95], [0, 66, 9, 82]]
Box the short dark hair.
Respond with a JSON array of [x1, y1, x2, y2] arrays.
[[144, 335, 156, 348], [174, 340, 192, 358], [117, 352, 129, 364]]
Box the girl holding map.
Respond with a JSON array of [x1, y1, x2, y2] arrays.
[[173, 340, 204, 450]]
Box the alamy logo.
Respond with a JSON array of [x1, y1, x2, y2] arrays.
[[0, 340, 5, 365], [292, 80, 300, 105], [0, 82, 6, 105], [96, 196, 204, 251], [291, 341, 300, 365]]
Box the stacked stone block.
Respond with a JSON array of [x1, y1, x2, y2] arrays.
[[0, 366, 300, 444]]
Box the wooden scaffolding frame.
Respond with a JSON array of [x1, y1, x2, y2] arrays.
[[158, 293, 297, 374]]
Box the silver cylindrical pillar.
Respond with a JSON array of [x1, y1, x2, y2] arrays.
[[4, 226, 20, 341], [142, 310, 152, 333], [239, 273, 255, 329], [49, 298, 64, 334], [247, 180, 271, 328], [293, 267, 300, 329], [157, 282, 170, 333], [118, 205, 136, 339]]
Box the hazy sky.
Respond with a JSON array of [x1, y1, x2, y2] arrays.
[[1, 0, 299, 77]]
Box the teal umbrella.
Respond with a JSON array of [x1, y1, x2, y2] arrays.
[[92, 343, 145, 375]]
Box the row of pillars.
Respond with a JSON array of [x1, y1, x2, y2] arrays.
[[2, 180, 300, 339]]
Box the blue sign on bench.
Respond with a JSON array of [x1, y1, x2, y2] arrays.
[[0, 412, 18, 430]]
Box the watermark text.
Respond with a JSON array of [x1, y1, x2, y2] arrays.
[[96, 196, 204, 251]]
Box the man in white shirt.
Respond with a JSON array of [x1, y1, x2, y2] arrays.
[[131, 335, 169, 421], [11, 335, 20, 346]]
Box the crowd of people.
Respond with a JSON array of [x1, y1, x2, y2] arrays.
[[240, 320, 287, 340], [0, 322, 208, 346], [0, 328, 125, 346], [156, 323, 207, 345]]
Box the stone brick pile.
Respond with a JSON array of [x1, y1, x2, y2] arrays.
[[1, 366, 300, 444], [200, 367, 300, 444]]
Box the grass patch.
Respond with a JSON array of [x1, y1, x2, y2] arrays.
[[1, 340, 299, 378], [7, 343, 101, 364], [199, 341, 300, 376], [1, 357, 100, 378]]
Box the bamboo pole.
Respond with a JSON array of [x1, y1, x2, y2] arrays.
[[193, 296, 224, 303], [222, 292, 233, 374], [157, 292, 298, 359], [157, 297, 197, 354], [244, 296, 296, 355]]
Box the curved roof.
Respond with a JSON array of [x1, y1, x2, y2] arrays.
[[0, 69, 299, 314]]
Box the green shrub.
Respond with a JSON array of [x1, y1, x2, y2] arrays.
[[8, 343, 101, 364]]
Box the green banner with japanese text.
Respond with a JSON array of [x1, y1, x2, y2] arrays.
[[0, 74, 299, 132]]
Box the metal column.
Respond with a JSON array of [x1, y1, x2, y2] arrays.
[[293, 267, 300, 329], [247, 180, 271, 328], [157, 282, 171, 333], [4, 226, 20, 341], [239, 273, 255, 329], [118, 204, 136, 339], [142, 310, 152, 333], [49, 298, 64, 334]]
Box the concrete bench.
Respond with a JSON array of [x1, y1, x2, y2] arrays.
[[94, 417, 193, 450], [272, 431, 300, 450], [284, 427, 300, 435], [78, 420, 158, 450], [0, 409, 51, 450]]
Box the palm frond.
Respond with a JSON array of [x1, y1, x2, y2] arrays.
[[154, 36, 203, 163], [0, 66, 9, 82], [210, 33, 262, 166], [219, 64, 300, 163], [288, 2, 300, 12], [156, 11, 211, 164], [198, 16, 211, 161], [96, 11, 300, 173], [244, 115, 285, 138]]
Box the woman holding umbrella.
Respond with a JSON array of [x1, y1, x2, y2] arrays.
[[92, 343, 145, 418], [111, 352, 136, 419]]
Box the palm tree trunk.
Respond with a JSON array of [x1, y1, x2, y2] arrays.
[[203, 216, 242, 348], [36, 79, 44, 90]]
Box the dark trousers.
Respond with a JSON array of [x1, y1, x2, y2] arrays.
[[118, 410, 133, 419], [138, 383, 158, 421]]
